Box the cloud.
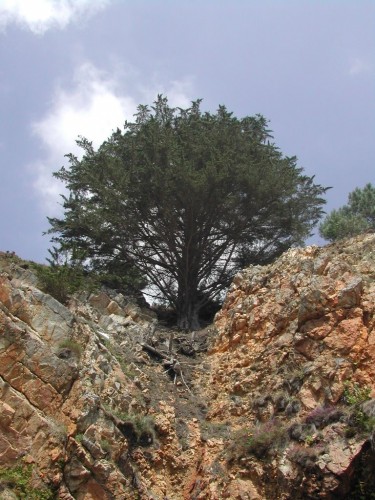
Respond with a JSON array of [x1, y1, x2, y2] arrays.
[[0, 0, 110, 35], [348, 57, 373, 76], [31, 62, 193, 214]]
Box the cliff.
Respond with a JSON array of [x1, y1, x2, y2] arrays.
[[0, 233, 374, 499]]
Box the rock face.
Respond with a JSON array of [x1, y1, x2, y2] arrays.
[[206, 233, 375, 498], [0, 234, 374, 499]]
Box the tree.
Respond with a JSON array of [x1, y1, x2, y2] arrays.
[[47, 96, 328, 329], [319, 183, 375, 242]]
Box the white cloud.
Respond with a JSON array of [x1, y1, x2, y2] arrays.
[[349, 57, 373, 76], [0, 0, 109, 34], [30, 62, 193, 214]]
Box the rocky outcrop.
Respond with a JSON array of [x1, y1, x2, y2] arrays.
[[204, 233, 375, 498], [0, 233, 374, 499], [0, 254, 212, 499]]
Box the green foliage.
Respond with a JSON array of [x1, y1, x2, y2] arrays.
[[103, 404, 155, 447], [247, 421, 288, 458], [227, 420, 288, 461], [35, 246, 94, 304], [132, 415, 155, 438], [99, 439, 111, 452], [47, 95, 328, 329], [0, 462, 55, 499], [36, 245, 140, 305], [119, 414, 155, 447], [343, 382, 371, 407], [58, 339, 83, 358], [343, 382, 375, 436], [35, 263, 74, 304], [320, 183, 375, 241]]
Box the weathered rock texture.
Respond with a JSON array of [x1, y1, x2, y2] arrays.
[[205, 233, 375, 499], [0, 233, 374, 499]]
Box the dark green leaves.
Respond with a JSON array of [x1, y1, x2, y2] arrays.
[[47, 96, 328, 328], [319, 183, 375, 242]]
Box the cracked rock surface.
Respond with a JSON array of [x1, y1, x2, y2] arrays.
[[0, 233, 374, 499]]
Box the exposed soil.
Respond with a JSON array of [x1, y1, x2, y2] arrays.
[[107, 321, 217, 446]]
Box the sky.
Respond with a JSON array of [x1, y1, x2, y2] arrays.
[[0, 0, 374, 263]]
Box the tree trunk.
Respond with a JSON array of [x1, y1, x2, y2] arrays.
[[176, 306, 201, 330], [176, 288, 201, 330]]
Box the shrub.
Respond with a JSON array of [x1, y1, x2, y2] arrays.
[[288, 444, 324, 470], [105, 407, 156, 447], [283, 368, 306, 394], [343, 383, 375, 436], [288, 422, 318, 443], [58, 339, 82, 359], [273, 391, 290, 412], [35, 246, 100, 304], [132, 415, 156, 446], [35, 263, 92, 304], [305, 405, 344, 429], [247, 421, 287, 458], [347, 411, 375, 435], [285, 398, 301, 416], [248, 421, 284, 458], [100, 439, 111, 452], [0, 462, 54, 499], [227, 420, 288, 461], [252, 395, 272, 409], [343, 382, 371, 406], [226, 428, 252, 462], [288, 422, 304, 442], [200, 421, 230, 441]]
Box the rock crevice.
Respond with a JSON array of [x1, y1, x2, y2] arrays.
[[0, 235, 374, 498]]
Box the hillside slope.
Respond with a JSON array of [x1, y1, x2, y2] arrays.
[[0, 233, 374, 499]]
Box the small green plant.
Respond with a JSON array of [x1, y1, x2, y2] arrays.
[[247, 420, 287, 458], [227, 420, 288, 461], [100, 439, 111, 452], [58, 339, 82, 358], [304, 434, 315, 446], [75, 433, 84, 443], [102, 403, 128, 421], [118, 414, 155, 447], [343, 382, 371, 406], [102, 404, 155, 447], [0, 462, 54, 499], [132, 415, 156, 443], [343, 382, 375, 436]]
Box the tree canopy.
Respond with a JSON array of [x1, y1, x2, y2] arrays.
[[319, 183, 375, 242], [47, 96, 328, 329]]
